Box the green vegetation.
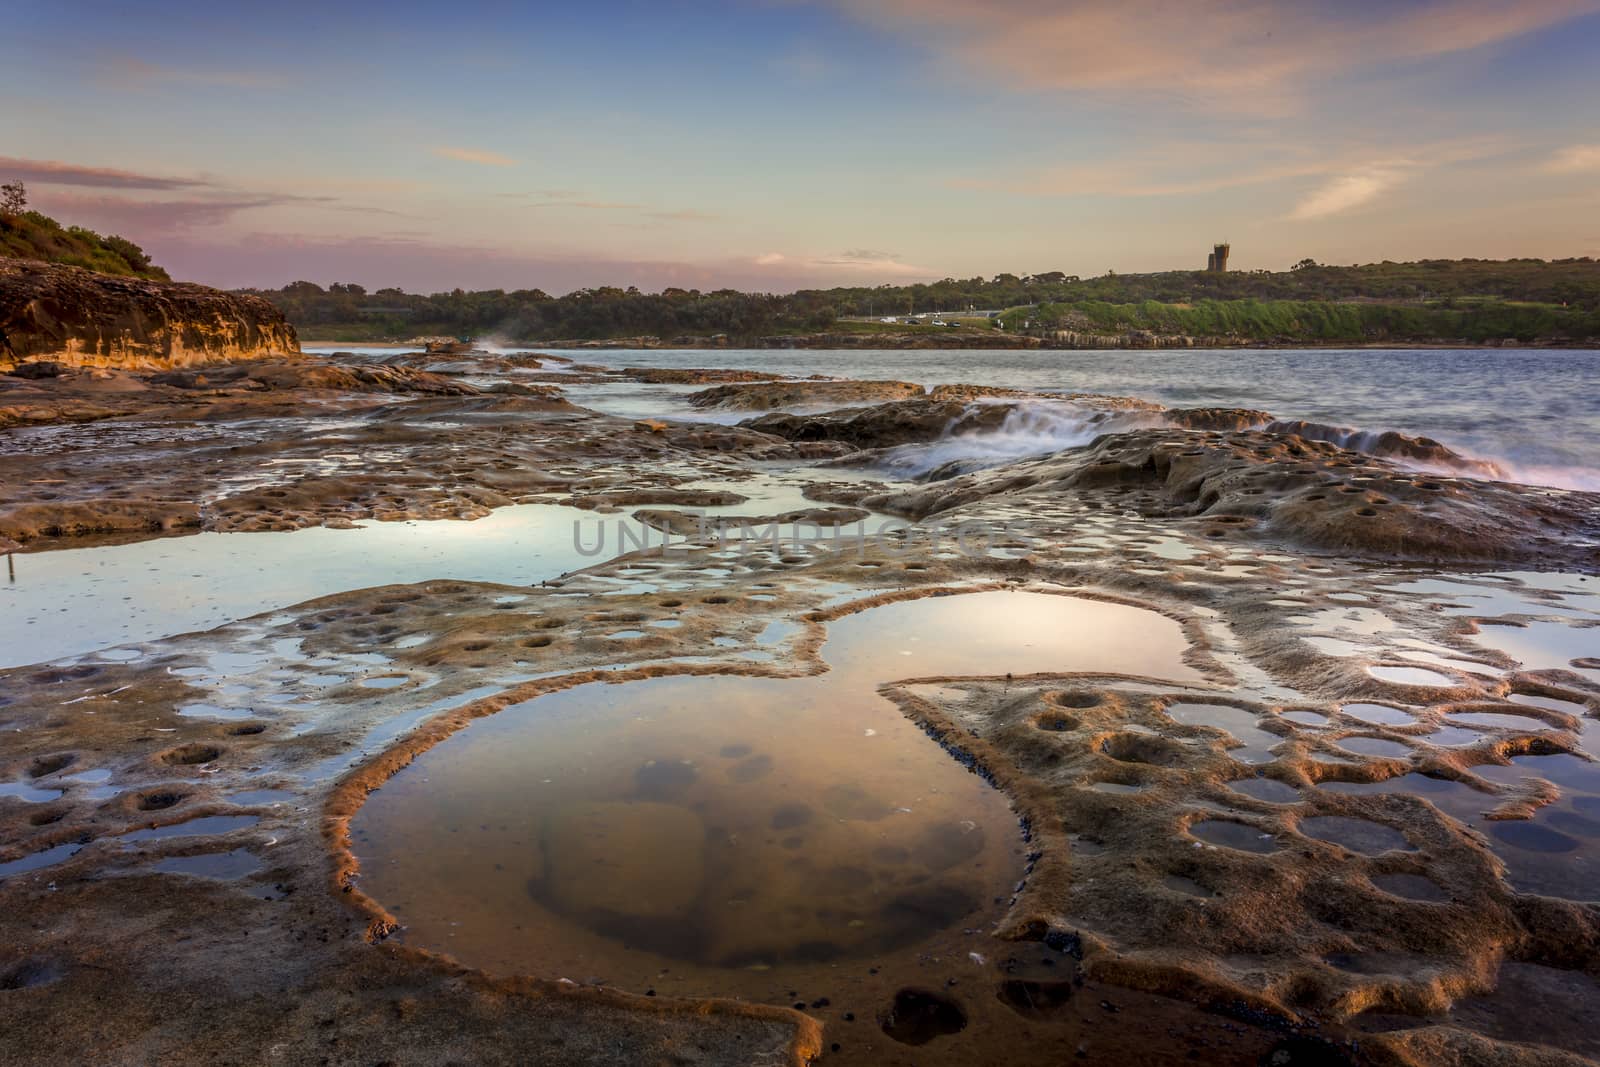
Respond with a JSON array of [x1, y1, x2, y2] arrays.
[[1002, 297, 1600, 345], [250, 257, 1600, 346], [0, 188, 170, 281]]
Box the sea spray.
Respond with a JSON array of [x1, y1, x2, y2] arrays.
[[877, 398, 1163, 480]]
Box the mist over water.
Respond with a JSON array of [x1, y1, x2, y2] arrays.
[[570, 347, 1600, 491]]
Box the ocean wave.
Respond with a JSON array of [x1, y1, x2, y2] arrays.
[[876, 399, 1160, 479], [1264, 419, 1600, 491]]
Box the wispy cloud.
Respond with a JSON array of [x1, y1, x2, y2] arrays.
[[830, 0, 1600, 110], [753, 249, 933, 278], [149, 232, 937, 293], [28, 187, 410, 238], [951, 147, 1331, 198], [1287, 166, 1411, 221], [496, 191, 716, 220], [0, 156, 207, 191], [432, 146, 517, 167], [524, 199, 640, 210], [951, 138, 1502, 225], [1544, 144, 1600, 173], [645, 209, 720, 222], [26, 191, 296, 232], [95, 56, 284, 91]]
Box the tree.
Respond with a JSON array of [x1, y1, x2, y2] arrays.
[[0, 180, 25, 215]]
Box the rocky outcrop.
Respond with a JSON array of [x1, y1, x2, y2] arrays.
[[0, 259, 299, 370], [1266, 419, 1505, 480], [1164, 407, 1274, 432], [743, 399, 1008, 449], [619, 367, 787, 385], [740, 390, 1165, 452], [688, 379, 924, 411], [861, 427, 1600, 568], [0, 357, 494, 431]]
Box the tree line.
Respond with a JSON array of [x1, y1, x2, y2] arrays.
[[243, 257, 1600, 342]]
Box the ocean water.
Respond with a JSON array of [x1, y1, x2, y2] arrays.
[[554, 347, 1600, 488]]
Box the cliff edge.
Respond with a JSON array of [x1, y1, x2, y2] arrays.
[[0, 258, 299, 370]]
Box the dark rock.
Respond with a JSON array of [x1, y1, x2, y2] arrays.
[[5, 360, 67, 379], [689, 379, 924, 411]]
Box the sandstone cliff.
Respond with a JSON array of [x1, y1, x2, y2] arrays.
[[0, 258, 299, 370]]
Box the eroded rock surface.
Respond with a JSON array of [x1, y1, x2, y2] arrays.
[[1, 259, 299, 370], [865, 427, 1600, 569], [689, 379, 925, 410], [4, 363, 1599, 1067]]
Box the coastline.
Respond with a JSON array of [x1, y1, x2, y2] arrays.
[[301, 336, 1600, 352]]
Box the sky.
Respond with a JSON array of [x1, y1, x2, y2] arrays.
[[3, 0, 1600, 293]]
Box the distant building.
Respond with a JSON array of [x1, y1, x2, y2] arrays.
[[1206, 243, 1231, 272]]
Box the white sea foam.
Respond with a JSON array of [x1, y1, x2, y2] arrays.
[[877, 399, 1161, 479]]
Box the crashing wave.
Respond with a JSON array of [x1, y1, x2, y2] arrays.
[[1264, 419, 1508, 481], [878, 399, 1162, 480]]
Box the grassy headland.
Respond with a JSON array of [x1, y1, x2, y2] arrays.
[[0, 210, 170, 281]]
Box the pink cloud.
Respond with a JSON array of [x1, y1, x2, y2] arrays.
[[431, 146, 517, 167], [145, 233, 943, 294], [0, 156, 207, 191], [831, 0, 1600, 108]]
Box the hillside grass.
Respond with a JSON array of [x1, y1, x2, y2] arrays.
[[1002, 297, 1600, 344], [0, 211, 170, 280]]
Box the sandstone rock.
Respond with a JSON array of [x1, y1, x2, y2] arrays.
[[1, 259, 299, 370], [867, 426, 1600, 568], [632, 505, 870, 536], [1266, 419, 1505, 479], [925, 383, 1034, 402], [688, 379, 924, 411], [743, 399, 1006, 448], [1164, 407, 1274, 432], [484, 381, 564, 398], [620, 367, 780, 385]]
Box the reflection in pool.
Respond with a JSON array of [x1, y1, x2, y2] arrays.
[[350, 590, 1200, 1004]]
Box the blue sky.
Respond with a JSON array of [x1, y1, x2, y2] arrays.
[[4, 0, 1599, 291]]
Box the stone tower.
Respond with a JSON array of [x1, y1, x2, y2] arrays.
[[1207, 242, 1231, 272]]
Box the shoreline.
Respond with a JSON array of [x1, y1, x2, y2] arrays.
[[3, 351, 1599, 1067], [300, 337, 1600, 352]]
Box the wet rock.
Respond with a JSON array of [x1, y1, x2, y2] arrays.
[[5, 360, 67, 379], [688, 379, 924, 411], [619, 367, 780, 385], [872, 427, 1600, 568], [743, 399, 1008, 448], [1266, 419, 1505, 479], [485, 381, 563, 398], [1165, 406, 1274, 432], [539, 800, 706, 919], [632, 505, 868, 537], [879, 988, 967, 1045], [996, 977, 1075, 1019]]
